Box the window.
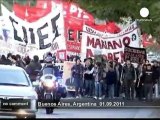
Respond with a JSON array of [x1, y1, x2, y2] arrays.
[[0, 69, 30, 86]]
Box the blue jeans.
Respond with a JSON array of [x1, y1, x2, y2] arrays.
[[108, 84, 115, 99], [85, 80, 94, 96], [74, 77, 83, 96], [95, 81, 102, 97]]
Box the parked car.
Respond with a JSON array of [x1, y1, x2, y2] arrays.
[[0, 65, 37, 118]]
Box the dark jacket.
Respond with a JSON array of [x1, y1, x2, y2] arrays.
[[5, 59, 12, 65], [26, 61, 42, 81], [122, 64, 136, 81], [152, 65, 159, 83], [24, 57, 31, 65], [16, 60, 25, 69], [84, 64, 94, 81], [0, 58, 8, 65], [142, 69, 154, 84], [106, 69, 117, 85], [42, 64, 60, 77], [71, 64, 84, 79], [115, 63, 123, 81]]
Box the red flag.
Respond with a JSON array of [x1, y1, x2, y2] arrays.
[[36, 0, 52, 9], [106, 22, 121, 33], [142, 34, 154, 47], [90, 24, 106, 32], [13, 3, 27, 20], [13, 0, 52, 23]]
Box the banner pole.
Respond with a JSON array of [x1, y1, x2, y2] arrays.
[[27, 0, 31, 7]]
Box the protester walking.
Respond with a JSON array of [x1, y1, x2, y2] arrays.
[[142, 64, 154, 101], [106, 62, 117, 99], [71, 58, 84, 98], [121, 59, 136, 100]]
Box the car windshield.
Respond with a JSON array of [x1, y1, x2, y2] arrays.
[[0, 69, 30, 86]]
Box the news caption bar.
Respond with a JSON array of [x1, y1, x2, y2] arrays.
[[0, 99, 160, 109]]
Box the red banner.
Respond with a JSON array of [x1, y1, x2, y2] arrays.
[[65, 17, 82, 53], [62, 1, 95, 53]]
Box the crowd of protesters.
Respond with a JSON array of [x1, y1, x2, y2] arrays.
[[71, 57, 160, 101], [0, 53, 160, 101], [0, 53, 31, 67], [0, 53, 42, 82]]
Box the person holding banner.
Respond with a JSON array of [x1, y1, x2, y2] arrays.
[[120, 59, 136, 100], [71, 58, 84, 98]]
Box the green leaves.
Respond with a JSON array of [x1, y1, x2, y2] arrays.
[[74, 0, 160, 40]]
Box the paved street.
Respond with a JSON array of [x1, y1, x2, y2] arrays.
[[36, 108, 160, 118], [0, 98, 160, 118], [1, 108, 160, 118]]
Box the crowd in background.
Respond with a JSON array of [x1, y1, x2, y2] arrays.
[[71, 57, 160, 101], [0, 53, 160, 101], [0, 53, 76, 81], [0, 53, 79, 67], [0, 53, 42, 81], [0, 53, 31, 67]]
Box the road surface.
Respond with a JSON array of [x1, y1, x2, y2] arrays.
[[1, 108, 160, 118]]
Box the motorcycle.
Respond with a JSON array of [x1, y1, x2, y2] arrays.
[[35, 73, 67, 114]]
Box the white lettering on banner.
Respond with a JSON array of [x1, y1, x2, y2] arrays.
[[85, 21, 137, 38], [1, 3, 66, 56], [81, 21, 141, 62], [69, 4, 87, 19]]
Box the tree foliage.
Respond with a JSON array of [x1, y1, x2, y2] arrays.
[[73, 0, 160, 42]]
